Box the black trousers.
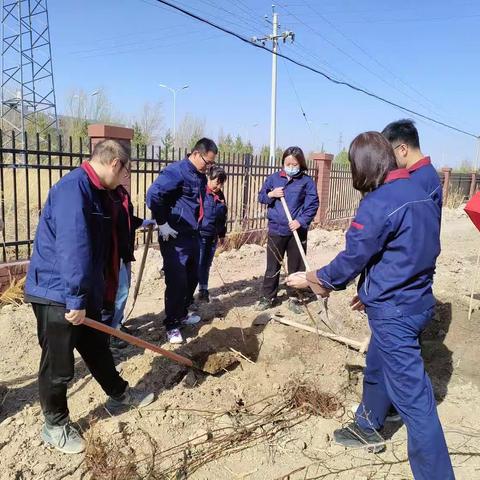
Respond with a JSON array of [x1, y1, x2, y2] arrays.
[[32, 303, 128, 426], [262, 230, 307, 299]]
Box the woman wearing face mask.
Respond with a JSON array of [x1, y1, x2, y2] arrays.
[[256, 146, 319, 313]]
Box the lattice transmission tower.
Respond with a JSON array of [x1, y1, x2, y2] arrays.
[[1, 0, 58, 147]]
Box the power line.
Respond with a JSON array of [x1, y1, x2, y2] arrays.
[[296, 0, 445, 116], [150, 0, 479, 139]]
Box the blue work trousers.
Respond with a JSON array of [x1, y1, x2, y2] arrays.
[[160, 232, 200, 330], [198, 235, 218, 291], [356, 308, 454, 480]]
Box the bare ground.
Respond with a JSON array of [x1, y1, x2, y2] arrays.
[[0, 208, 479, 479]]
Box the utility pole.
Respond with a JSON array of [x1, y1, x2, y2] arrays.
[[252, 6, 294, 166]]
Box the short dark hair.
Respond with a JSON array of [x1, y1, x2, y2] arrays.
[[282, 146, 308, 171], [207, 165, 227, 183], [192, 137, 218, 155], [348, 131, 397, 193], [382, 119, 420, 149], [91, 139, 130, 167]]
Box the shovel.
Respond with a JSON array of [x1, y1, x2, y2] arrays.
[[125, 223, 154, 321], [83, 317, 238, 375], [280, 197, 339, 333]]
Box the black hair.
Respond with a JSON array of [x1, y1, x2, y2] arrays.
[[192, 137, 218, 155], [348, 131, 398, 193], [382, 119, 420, 149], [207, 165, 227, 183], [282, 146, 308, 171]]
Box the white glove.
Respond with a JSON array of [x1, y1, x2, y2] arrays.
[[158, 222, 178, 241]]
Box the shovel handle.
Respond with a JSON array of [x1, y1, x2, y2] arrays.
[[83, 317, 194, 369]]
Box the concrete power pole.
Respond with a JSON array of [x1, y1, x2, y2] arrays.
[[252, 6, 294, 166]]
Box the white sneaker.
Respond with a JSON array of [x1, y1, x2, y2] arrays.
[[167, 328, 183, 344], [182, 313, 201, 326]]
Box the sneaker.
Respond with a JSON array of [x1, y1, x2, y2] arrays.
[[198, 289, 210, 303], [105, 386, 155, 415], [287, 298, 303, 314], [334, 422, 386, 453], [110, 335, 128, 350], [255, 297, 276, 311], [386, 405, 401, 423], [182, 312, 201, 326], [41, 422, 86, 454], [350, 403, 401, 423], [167, 328, 183, 344], [119, 324, 135, 335]]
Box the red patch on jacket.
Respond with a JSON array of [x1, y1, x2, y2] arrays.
[[351, 221, 364, 230]]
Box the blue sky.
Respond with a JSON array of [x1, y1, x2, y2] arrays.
[[49, 0, 480, 167]]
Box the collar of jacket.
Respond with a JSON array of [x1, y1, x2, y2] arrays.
[[81, 161, 106, 190], [184, 157, 204, 176], [279, 169, 303, 180], [384, 168, 410, 184], [206, 185, 224, 203], [408, 156, 431, 173]]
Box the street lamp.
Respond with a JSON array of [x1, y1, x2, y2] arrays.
[[158, 83, 189, 144]]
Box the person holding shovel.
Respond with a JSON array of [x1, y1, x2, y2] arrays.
[[256, 146, 319, 314], [146, 138, 218, 344], [25, 140, 154, 454], [286, 132, 454, 480]]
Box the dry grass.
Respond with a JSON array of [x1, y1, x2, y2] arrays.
[[446, 187, 468, 209], [0, 275, 25, 306], [285, 380, 344, 418]]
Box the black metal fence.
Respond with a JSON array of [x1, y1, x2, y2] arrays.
[[0, 130, 318, 262]]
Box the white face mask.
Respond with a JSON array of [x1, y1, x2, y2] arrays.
[[284, 166, 300, 177]]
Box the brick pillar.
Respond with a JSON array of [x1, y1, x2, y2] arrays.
[[313, 153, 334, 224], [469, 171, 477, 198], [442, 167, 452, 206], [88, 124, 134, 192]]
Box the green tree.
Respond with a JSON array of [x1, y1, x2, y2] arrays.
[[334, 148, 349, 165]]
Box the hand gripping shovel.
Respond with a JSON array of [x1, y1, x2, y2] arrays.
[[84, 317, 238, 375], [280, 197, 340, 333]]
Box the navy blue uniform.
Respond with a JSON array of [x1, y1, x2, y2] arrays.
[[259, 170, 319, 300], [316, 169, 453, 480], [408, 156, 442, 212], [147, 158, 206, 329], [198, 188, 227, 291]]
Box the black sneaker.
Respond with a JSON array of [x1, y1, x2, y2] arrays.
[[334, 422, 386, 453], [255, 297, 276, 311], [198, 289, 210, 303], [110, 335, 128, 350], [287, 298, 303, 314], [119, 324, 135, 335]]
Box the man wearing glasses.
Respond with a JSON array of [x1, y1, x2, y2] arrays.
[[382, 119, 442, 212], [147, 138, 218, 344]]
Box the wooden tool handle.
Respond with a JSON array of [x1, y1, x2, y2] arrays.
[[132, 224, 154, 301], [273, 316, 367, 352], [83, 317, 194, 368], [280, 197, 311, 270]]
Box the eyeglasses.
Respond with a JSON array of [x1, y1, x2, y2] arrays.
[[393, 144, 405, 150], [200, 153, 215, 166]]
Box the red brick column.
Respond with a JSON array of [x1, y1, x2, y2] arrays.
[[469, 171, 477, 198], [442, 167, 452, 206], [88, 124, 134, 193], [0, 260, 29, 293], [313, 153, 334, 224]]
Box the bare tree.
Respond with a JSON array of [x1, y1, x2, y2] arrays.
[[175, 113, 205, 149], [132, 101, 163, 146]]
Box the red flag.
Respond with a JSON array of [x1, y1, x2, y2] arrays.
[[465, 192, 480, 231]]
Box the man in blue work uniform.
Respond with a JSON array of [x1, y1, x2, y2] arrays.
[[25, 140, 154, 454], [382, 119, 442, 212], [147, 138, 218, 344]]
